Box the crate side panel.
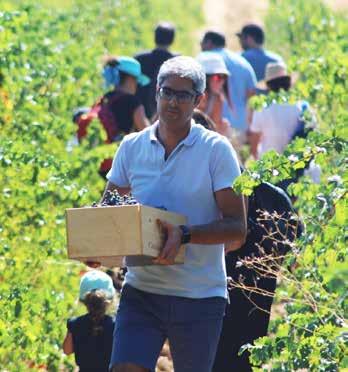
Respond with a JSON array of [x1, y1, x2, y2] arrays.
[[66, 206, 142, 259], [140, 206, 187, 263]]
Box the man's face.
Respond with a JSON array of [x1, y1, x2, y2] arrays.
[[157, 75, 201, 129], [200, 38, 214, 51], [238, 33, 250, 50]]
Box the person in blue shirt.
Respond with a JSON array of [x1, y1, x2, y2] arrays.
[[237, 24, 283, 82], [63, 270, 116, 372], [200, 31, 256, 136]]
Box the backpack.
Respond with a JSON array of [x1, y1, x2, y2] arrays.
[[74, 91, 124, 175], [291, 100, 314, 140], [226, 182, 302, 278], [277, 101, 316, 191], [97, 91, 124, 143]]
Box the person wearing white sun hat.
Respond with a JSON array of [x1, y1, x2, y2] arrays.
[[200, 30, 257, 136], [264, 61, 290, 83], [197, 52, 234, 139], [249, 61, 318, 189]]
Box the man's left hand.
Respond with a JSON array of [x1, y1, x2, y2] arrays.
[[153, 219, 183, 265]]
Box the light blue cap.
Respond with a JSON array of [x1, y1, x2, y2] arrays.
[[79, 270, 116, 301], [103, 56, 150, 88], [118, 56, 150, 86]]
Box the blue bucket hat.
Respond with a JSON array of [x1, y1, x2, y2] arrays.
[[79, 270, 116, 301], [103, 56, 150, 87]]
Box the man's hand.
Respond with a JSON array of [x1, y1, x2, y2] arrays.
[[153, 219, 183, 265]]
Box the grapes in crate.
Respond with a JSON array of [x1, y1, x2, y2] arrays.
[[92, 190, 138, 207]]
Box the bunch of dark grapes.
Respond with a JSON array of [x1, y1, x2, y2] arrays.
[[92, 190, 138, 207]]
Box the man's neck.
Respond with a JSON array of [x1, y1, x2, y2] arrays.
[[155, 44, 170, 51], [247, 44, 263, 50], [157, 120, 191, 158]]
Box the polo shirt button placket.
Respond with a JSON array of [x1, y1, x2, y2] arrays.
[[157, 144, 166, 172]]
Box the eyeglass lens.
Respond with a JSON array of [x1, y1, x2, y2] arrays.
[[160, 87, 195, 103]]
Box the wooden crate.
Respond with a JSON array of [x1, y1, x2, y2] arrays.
[[66, 205, 187, 267]]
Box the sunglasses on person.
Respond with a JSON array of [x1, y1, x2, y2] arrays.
[[209, 74, 226, 82], [158, 86, 198, 104]]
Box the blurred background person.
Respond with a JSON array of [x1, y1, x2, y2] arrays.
[[135, 22, 177, 120], [196, 52, 233, 139], [249, 61, 304, 159], [237, 23, 283, 82], [248, 61, 319, 189], [74, 56, 150, 178], [200, 30, 256, 143], [63, 270, 116, 372], [192, 109, 216, 131]]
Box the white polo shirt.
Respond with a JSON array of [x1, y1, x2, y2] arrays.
[[107, 121, 241, 298]]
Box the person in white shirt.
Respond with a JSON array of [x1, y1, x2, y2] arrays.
[[249, 62, 303, 159]]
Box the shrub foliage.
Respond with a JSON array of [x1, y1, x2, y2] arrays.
[[234, 1, 347, 370], [0, 1, 202, 370]]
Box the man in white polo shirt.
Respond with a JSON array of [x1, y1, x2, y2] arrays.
[[103, 56, 246, 372]]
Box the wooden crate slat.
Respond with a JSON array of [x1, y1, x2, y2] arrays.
[[66, 205, 142, 258]]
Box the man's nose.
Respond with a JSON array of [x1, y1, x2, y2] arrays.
[[168, 95, 179, 105]]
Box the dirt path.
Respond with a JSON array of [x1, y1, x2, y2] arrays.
[[324, 0, 348, 10]]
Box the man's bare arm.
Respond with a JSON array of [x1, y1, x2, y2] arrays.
[[189, 187, 247, 245], [155, 187, 247, 264]]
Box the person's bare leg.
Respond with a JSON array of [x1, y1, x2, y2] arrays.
[[111, 363, 149, 372]]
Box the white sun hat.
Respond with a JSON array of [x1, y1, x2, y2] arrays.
[[197, 52, 230, 76], [264, 61, 290, 82]]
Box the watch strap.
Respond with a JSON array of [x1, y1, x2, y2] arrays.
[[179, 225, 191, 244]]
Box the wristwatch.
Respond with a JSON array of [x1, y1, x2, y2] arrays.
[[179, 225, 191, 244]]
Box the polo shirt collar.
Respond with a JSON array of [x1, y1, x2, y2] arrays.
[[149, 120, 199, 147], [149, 122, 158, 142]]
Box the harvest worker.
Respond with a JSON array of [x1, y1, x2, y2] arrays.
[[236, 23, 283, 82], [135, 22, 178, 120], [75, 56, 150, 178], [101, 56, 247, 372], [200, 30, 256, 139]]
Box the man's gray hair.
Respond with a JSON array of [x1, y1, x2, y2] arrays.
[[157, 56, 206, 94]]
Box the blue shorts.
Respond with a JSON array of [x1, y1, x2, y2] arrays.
[[110, 284, 226, 372]]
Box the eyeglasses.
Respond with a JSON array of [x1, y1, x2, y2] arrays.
[[158, 87, 197, 104]]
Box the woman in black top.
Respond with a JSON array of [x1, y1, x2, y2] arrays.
[[75, 56, 150, 177]]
